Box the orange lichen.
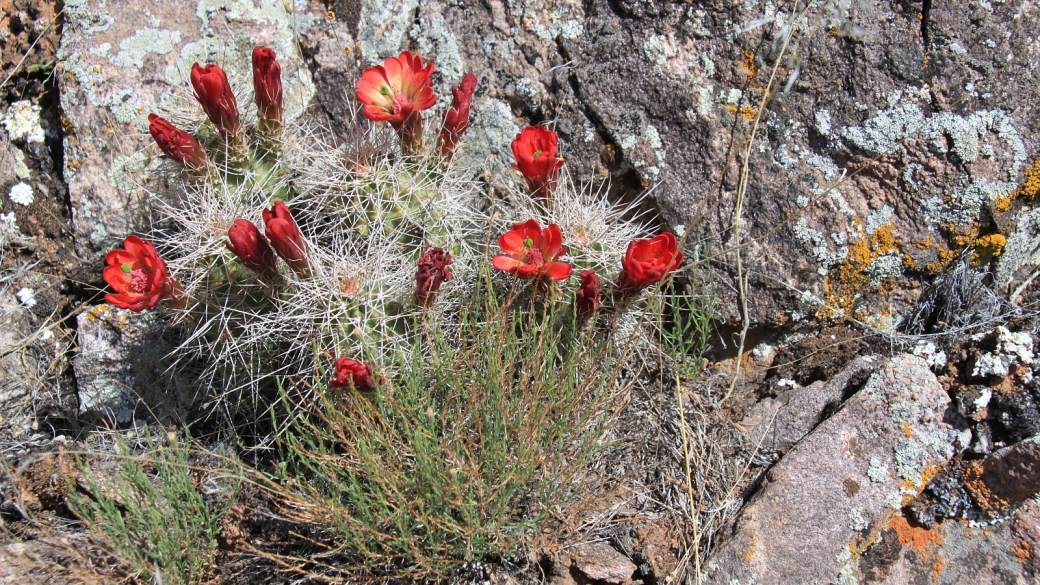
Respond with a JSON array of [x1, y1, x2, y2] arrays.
[[1013, 541, 1032, 562], [973, 233, 1006, 258], [819, 225, 901, 320], [963, 461, 1011, 516], [1014, 160, 1040, 201], [889, 515, 948, 580], [738, 50, 758, 82], [721, 104, 757, 120], [740, 529, 756, 563], [890, 515, 944, 552], [994, 195, 1013, 212], [902, 422, 913, 438]]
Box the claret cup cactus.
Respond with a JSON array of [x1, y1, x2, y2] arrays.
[[103, 48, 683, 414]]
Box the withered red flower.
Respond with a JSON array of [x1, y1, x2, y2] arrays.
[[618, 233, 683, 294], [355, 51, 436, 150], [190, 63, 241, 138], [492, 219, 571, 281], [330, 357, 377, 392], [252, 47, 283, 127], [439, 73, 477, 158], [574, 270, 602, 321], [414, 245, 454, 307], [262, 202, 308, 275], [511, 126, 565, 201], [103, 235, 183, 312], [148, 114, 207, 170], [227, 219, 278, 277]]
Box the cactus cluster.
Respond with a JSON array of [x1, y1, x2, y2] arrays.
[[103, 48, 682, 413]]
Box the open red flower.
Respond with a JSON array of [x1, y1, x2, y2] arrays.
[[618, 233, 683, 294], [252, 47, 283, 127], [574, 270, 602, 321], [227, 219, 278, 278], [439, 73, 477, 158], [262, 202, 308, 275], [190, 63, 241, 138], [415, 245, 454, 307], [355, 51, 436, 150], [103, 235, 183, 312], [512, 126, 565, 201], [329, 357, 377, 392], [148, 114, 207, 170], [492, 219, 571, 281]]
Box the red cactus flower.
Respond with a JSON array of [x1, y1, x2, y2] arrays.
[[252, 47, 283, 127], [262, 202, 308, 275], [618, 233, 683, 294], [439, 73, 477, 158], [190, 63, 241, 138], [492, 219, 572, 281], [147, 114, 207, 170], [227, 219, 278, 277], [103, 235, 183, 312], [414, 245, 454, 307], [574, 270, 602, 321], [355, 51, 436, 151], [511, 126, 565, 201], [329, 357, 377, 392]]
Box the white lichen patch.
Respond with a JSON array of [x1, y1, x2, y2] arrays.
[[411, 12, 465, 83], [12, 149, 31, 180], [792, 218, 845, 267], [643, 35, 668, 72], [912, 341, 948, 370], [841, 103, 924, 157], [110, 28, 182, 69], [8, 182, 34, 206], [0, 212, 20, 245], [973, 326, 1035, 380], [2, 101, 45, 143], [867, 456, 889, 483], [16, 288, 37, 308], [847, 507, 871, 531]]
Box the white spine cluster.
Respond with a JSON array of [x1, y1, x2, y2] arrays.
[[132, 67, 657, 412]]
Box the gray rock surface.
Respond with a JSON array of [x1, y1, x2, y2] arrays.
[[965, 434, 1040, 517], [73, 304, 190, 423], [741, 355, 879, 454], [298, 0, 1040, 328], [853, 501, 1039, 584], [704, 354, 966, 584], [57, 0, 316, 258]]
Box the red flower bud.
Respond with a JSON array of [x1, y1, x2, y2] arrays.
[[574, 270, 602, 321], [511, 126, 565, 202], [262, 202, 308, 275], [227, 219, 278, 277], [618, 233, 683, 294], [329, 357, 377, 392], [190, 63, 241, 138], [439, 73, 477, 158], [415, 245, 454, 307], [103, 235, 183, 312], [492, 219, 572, 281], [148, 114, 207, 170], [355, 51, 436, 152], [252, 47, 283, 127]]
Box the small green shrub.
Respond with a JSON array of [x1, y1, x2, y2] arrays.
[[656, 261, 717, 380], [70, 432, 238, 585], [266, 277, 618, 579]]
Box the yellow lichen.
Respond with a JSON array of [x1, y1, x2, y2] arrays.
[[973, 233, 1006, 258], [1014, 160, 1040, 201], [818, 225, 901, 320], [994, 195, 1012, 212], [738, 50, 758, 83]]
